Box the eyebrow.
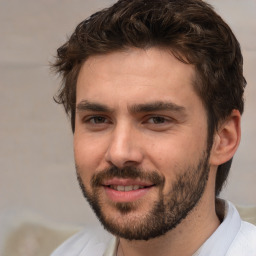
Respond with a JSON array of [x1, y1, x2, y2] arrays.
[[129, 101, 186, 114], [76, 100, 113, 112], [76, 100, 186, 115]]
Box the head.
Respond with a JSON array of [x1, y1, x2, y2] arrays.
[[52, 0, 245, 240]]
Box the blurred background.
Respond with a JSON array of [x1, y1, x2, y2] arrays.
[[0, 0, 255, 255]]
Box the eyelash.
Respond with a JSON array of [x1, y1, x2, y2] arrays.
[[84, 115, 110, 124], [146, 116, 169, 124], [83, 115, 173, 126]]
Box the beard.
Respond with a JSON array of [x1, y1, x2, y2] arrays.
[[76, 150, 210, 241]]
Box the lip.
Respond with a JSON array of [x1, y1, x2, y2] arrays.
[[104, 186, 153, 202], [102, 178, 154, 203], [102, 178, 153, 187]]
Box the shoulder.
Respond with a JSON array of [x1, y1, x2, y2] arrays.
[[50, 225, 113, 256], [226, 220, 256, 256]]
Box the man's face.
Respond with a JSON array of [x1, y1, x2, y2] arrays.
[[74, 47, 211, 240]]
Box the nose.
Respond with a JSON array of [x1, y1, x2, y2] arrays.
[[105, 123, 143, 168]]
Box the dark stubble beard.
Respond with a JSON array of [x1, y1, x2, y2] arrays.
[[76, 150, 210, 241]]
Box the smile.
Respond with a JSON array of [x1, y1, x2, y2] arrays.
[[102, 179, 155, 202], [109, 185, 147, 191]]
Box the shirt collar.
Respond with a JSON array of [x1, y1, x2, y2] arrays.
[[193, 199, 241, 256], [103, 236, 119, 256]]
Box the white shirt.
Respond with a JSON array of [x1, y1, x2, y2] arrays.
[[51, 200, 256, 256]]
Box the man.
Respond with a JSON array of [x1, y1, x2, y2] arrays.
[[51, 0, 256, 255]]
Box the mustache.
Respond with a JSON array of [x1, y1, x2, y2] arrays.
[[86, 166, 165, 187]]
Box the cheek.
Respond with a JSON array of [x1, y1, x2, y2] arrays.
[[146, 132, 204, 165], [73, 133, 107, 179], [144, 138, 183, 183], [144, 131, 207, 186]]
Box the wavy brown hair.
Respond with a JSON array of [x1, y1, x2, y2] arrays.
[[52, 0, 246, 196]]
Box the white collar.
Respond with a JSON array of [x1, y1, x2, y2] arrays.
[[193, 199, 241, 255], [103, 236, 119, 256]]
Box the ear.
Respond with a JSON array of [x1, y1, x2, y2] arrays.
[[209, 110, 241, 166]]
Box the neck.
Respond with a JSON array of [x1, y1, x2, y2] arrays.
[[117, 185, 220, 256]]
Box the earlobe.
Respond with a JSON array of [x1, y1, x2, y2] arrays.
[[210, 110, 241, 166]]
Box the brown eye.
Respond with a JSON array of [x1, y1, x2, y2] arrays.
[[89, 116, 107, 124], [149, 116, 166, 124]]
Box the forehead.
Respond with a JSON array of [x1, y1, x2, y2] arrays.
[[76, 47, 199, 107]]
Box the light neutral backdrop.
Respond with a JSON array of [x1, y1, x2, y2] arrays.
[[0, 0, 255, 249]]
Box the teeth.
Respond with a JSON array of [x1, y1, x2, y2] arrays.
[[110, 185, 145, 191], [125, 185, 133, 191], [117, 185, 125, 191]]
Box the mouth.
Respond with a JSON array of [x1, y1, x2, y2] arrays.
[[102, 179, 155, 202], [107, 184, 152, 191]]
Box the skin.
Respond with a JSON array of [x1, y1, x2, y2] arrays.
[[74, 47, 241, 256]]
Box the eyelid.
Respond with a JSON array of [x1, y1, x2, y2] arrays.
[[143, 114, 175, 123], [82, 115, 111, 124]]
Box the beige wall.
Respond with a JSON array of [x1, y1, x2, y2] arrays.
[[0, 0, 255, 249]]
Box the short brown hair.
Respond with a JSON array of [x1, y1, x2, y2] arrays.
[[52, 0, 246, 196]]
